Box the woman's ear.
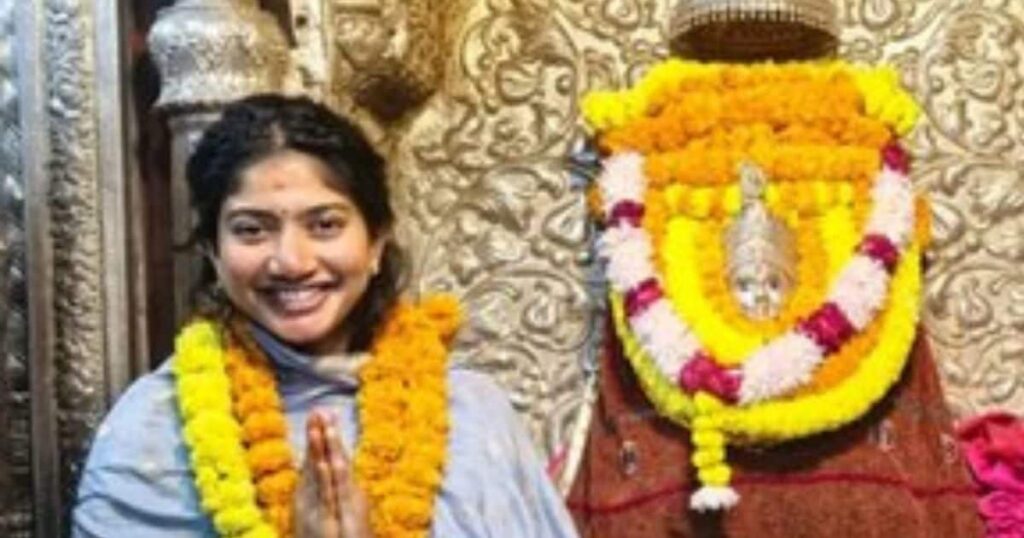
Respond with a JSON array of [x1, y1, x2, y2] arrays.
[[200, 242, 224, 281], [370, 243, 385, 276], [370, 232, 390, 276]]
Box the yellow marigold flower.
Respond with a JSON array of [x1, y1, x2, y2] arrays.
[[177, 295, 468, 537], [915, 195, 932, 248], [698, 464, 732, 486], [213, 504, 264, 535], [381, 495, 433, 526], [241, 525, 277, 538], [692, 447, 725, 468], [235, 389, 279, 416], [852, 66, 920, 135], [422, 294, 461, 332]]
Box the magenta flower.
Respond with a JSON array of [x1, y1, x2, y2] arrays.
[[797, 303, 854, 354], [957, 412, 1024, 538], [881, 141, 911, 175], [608, 200, 644, 228], [624, 278, 663, 318], [860, 234, 900, 273], [979, 490, 1024, 522], [677, 352, 741, 403]]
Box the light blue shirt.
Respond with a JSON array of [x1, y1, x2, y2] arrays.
[[72, 328, 579, 537]]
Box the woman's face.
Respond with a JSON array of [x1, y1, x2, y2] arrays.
[[212, 150, 384, 354]]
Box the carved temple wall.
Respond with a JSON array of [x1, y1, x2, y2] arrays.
[[0, 0, 1021, 534], [356, 0, 1024, 483]]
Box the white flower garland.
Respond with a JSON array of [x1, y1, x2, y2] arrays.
[[596, 151, 916, 406]]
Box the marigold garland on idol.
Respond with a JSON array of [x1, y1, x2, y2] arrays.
[[582, 59, 926, 511]]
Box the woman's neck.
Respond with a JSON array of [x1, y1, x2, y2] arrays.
[[306, 350, 371, 382]]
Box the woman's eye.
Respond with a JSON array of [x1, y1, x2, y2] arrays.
[[229, 221, 266, 240], [312, 216, 345, 235]]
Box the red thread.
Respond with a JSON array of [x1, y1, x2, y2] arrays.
[[567, 472, 977, 516]]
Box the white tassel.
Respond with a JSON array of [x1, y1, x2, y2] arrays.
[[690, 486, 740, 512]]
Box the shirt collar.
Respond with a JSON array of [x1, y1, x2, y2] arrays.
[[250, 323, 368, 391]]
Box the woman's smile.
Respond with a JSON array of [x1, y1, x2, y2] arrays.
[[259, 282, 340, 315]]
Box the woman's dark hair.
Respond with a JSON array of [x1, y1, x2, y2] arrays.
[[185, 93, 406, 352]]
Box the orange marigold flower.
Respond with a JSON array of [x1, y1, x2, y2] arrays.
[[915, 195, 932, 248], [234, 389, 279, 416], [247, 440, 293, 476], [265, 504, 293, 536], [242, 411, 287, 443], [256, 469, 299, 504]]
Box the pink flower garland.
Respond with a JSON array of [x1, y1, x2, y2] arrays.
[[958, 412, 1024, 538]]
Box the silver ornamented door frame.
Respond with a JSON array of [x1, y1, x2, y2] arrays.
[[1, 0, 143, 535]]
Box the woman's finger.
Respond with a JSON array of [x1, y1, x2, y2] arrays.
[[321, 412, 373, 538], [296, 412, 339, 538], [323, 414, 352, 497], [308, 411, 340, 521]]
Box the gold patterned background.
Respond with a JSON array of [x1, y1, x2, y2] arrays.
[[383, 0, 669, 468], [837, 0, 1024, 419], [357, 0, 1024, 470]]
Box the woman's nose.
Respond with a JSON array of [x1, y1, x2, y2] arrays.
[[268, 228, 316, 277]]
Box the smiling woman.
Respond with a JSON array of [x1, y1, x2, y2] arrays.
[[212, 151, 385, 355], [186, 96, 402, 358], [70, 95, 579, 538]]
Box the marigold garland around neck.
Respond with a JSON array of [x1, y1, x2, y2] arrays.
[[174, 321, 272, 538], [225, 324, 300, 536], [173, 295, 461, 538], [583, 60, 925, 512]]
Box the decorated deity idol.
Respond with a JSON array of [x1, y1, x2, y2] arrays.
[[566, 1, 985, 536]]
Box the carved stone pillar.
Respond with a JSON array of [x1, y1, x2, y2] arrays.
[[1, 0, 138, 535], [0, 1, 29, 534], [149, 0, 290, 324]]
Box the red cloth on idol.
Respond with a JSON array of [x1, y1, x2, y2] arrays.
[[567, 323, 984, 537]]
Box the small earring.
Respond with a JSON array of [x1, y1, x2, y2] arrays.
[[211, 280, 227, 300], [371, 260, 380, 275]]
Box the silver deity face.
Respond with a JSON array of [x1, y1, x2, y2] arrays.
[[728, 252, 794, 319], [724, 162, 797, 320]]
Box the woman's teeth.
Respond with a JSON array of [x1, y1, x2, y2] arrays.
[[271, 287, 326, 312]]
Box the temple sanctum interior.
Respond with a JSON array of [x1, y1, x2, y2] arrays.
[[1, 1, 1023, 536]]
